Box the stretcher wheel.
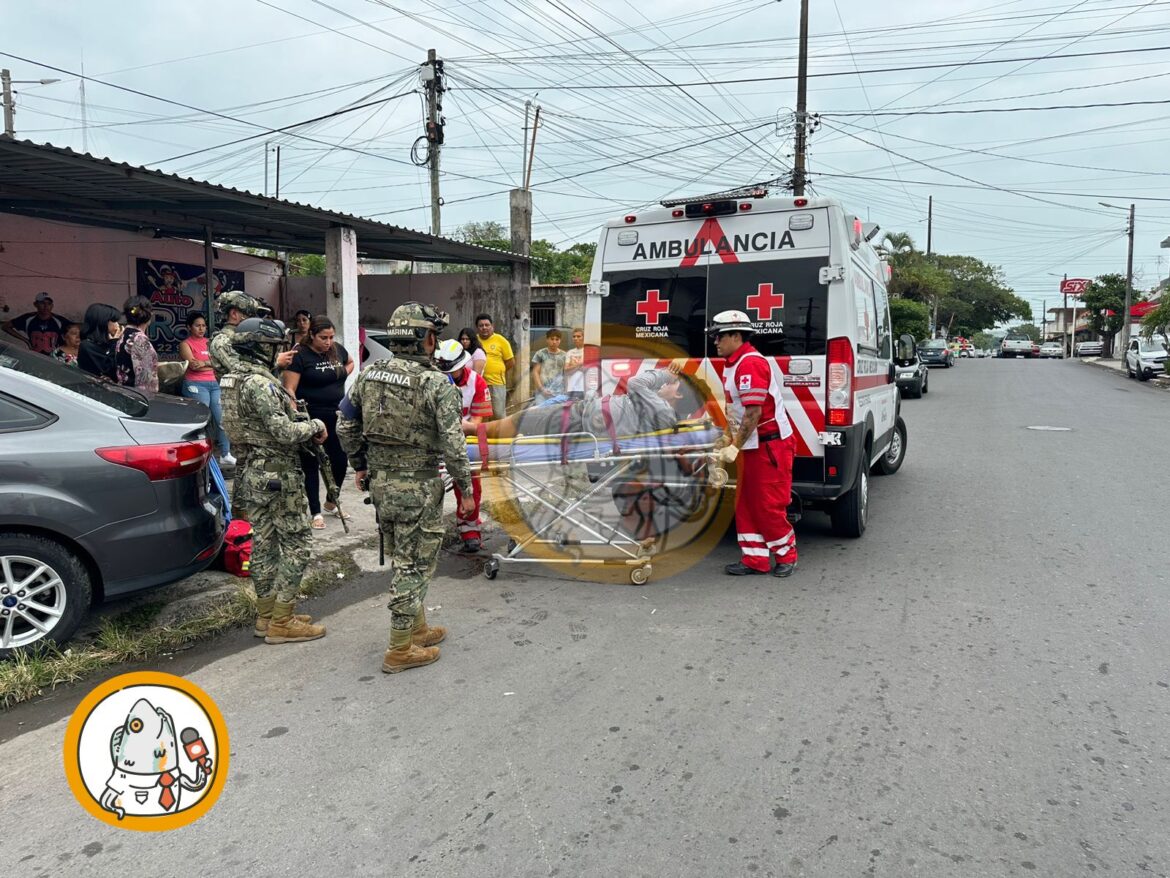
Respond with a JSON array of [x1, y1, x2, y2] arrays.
[[630, 565, 651, 586], [484, 560, 499, 580]]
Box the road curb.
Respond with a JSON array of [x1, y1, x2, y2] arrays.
[[1080, 356, 1170, 389]]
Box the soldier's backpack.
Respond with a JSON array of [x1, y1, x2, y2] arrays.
[[223, 519, 253, 577]]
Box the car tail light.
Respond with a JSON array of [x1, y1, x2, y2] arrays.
[[96, 440, 212, 481], [826, 337, 853, 427]]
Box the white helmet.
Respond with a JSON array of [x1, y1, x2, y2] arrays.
[[434, 338, 471, 373], [706, 309, 754, 338]]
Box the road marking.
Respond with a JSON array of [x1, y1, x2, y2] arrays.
[[1026, 426, 1072, 432]]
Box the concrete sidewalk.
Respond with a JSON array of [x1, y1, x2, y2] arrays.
[[81, 472, 477, 636], [1080, 354, 1170, 387]]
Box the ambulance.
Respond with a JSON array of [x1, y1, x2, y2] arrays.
[[583, 189, 908, 537]]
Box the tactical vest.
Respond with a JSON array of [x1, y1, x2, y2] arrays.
[[221, 371, 301, 462], [209, 324, 238, 379], [359, 357, 446, 455]]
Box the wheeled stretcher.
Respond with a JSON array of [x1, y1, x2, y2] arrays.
[[451, 419, 726, 585]]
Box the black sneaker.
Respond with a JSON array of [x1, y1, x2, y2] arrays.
[[459, 539, 482, 554], [724, 561, 767, 576], [772, 561, 798, 578]]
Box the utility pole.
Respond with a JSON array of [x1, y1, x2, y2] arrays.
[[1041, 298, 1047, 340], [524, 106, 541, 191], [2, 69, 14, 137], [423, 49, 445, 236], [1121, 203, 1136, 354], [79, 56, 89, 153], [926, 195, 933, 255], [791, 0, 810, 195], [275, 145, 281, 199], [264, 142, 270, 196]]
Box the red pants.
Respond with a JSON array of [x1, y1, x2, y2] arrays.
[[735, 436, 797, 571], [453, 473, 483, 543]]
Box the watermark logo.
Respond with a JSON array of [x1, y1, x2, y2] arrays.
[[63, 671, 229, 831]]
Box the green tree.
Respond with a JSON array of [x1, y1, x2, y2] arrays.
[[888, 298, 929, 342], [532, 240, 596, 284], [1079, 273, 1127, 357], [971, 331, 997, 351], [1008, 323, 1041, 343], [878, 231, 915, 257], [932, 254, 1031, 337]]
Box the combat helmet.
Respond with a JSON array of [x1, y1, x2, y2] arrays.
[[231, 316, 288, 368], [385, 301, 449, 358], [215, 290, 260, 324]]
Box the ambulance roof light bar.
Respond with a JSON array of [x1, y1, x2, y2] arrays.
[[660, 185, 769, 207]]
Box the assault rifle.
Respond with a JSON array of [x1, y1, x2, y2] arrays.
[[360, 475, 384, 566], [294, 399, 349, 534]]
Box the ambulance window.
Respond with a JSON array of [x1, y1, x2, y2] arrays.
[[600, 266, 708, 357], [853, 270, 879, 354], [872, 279, 892, 360], [706, 257, 829, 357]]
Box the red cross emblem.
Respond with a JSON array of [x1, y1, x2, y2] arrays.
[[636, 289, 670, 325], [745, 283, 785, 320]]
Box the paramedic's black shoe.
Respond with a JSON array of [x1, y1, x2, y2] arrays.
[[724, 561, 767, 576], [772, 561, 798, 578], [459, 538, 482, 554]]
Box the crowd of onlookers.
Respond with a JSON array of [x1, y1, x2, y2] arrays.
[[3, 292, 584, 535]]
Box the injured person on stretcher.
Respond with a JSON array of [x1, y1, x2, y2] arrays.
[[467, 365, 685, 439]]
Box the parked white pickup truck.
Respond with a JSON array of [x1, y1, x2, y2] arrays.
[[1001, 334, 1035, 358]]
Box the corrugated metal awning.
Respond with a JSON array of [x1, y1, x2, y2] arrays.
[[0, 137, 525, 266]]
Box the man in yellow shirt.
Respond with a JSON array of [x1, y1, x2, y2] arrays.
[[476, 313, 515, 419]]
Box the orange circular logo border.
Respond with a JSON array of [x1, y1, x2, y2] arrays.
[[63, 671, 230, 832]]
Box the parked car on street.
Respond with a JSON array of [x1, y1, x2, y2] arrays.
[[0, 341, 224, 655], [917, 339, 954, 367], [1124, 335, 1168, 380], [1075, 340, 1104, 357], [895, 341, 930, 399], [1039, 342, 1064, 359]]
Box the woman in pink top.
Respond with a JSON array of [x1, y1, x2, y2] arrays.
[[179, 312, 233, 465]]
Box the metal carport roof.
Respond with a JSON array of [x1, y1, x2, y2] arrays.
[[0, 137, 525, 266]]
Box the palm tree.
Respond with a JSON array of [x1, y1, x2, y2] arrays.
[[878, 232, 915, 256]]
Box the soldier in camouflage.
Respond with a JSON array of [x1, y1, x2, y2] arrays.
[[337, 302, 475, 674], [209, 290, 291, 381], [221, 317, 328, 644]]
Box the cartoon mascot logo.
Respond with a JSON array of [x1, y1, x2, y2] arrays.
[[64, 671, 228, 831]]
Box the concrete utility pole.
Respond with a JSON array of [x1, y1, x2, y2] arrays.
[[791, 0, 810, 195], [3, 69, 16, 137], [926, 195, 933, 255], [510, 188, 533, 402], [1122, 203, 1136, 354], [524, 106, 542, 192], [423, 49, 445, 236]]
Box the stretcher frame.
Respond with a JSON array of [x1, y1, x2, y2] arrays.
[[447, 423, 725, 585]]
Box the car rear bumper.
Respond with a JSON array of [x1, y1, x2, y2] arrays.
[[81, 478, 225, 599], [792, 423, 868, 505]]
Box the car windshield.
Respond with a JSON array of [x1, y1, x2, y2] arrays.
[[921, 340, 947, 349], [0, 340, 149, 417], [1139, 338, 1167, 352]]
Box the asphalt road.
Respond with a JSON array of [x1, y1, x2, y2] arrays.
[[3, 358, 1168, 878]]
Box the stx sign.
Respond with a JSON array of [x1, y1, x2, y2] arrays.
[[1060, 278, 1089, 295]]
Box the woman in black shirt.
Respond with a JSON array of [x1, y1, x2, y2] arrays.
[[77, 303, 123, 381], [282, 315, 354, 528]]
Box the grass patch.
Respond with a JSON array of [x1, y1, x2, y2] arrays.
[[0, 552, 359, 710]]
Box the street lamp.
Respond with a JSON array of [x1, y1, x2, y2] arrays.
[[1, 69, 62, 137], [1098, 201, 1136, 355]]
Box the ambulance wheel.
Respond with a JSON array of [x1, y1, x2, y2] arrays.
[[874, 417, 907, 476], [630, 566, 651, 586], [484, 560, 499, 580], [831, 465, 868, 538]]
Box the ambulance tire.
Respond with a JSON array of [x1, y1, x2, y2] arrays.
[[873, 417, 907, 477], [830, 457, 868, 538]]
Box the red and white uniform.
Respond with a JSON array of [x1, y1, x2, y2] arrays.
[[453, 368, 491, 542], [723, 342, 797, 571]]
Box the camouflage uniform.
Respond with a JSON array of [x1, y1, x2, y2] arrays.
[[220, 318, 327, 643], [209, 291, 265, 381], [337, 303, 471, 671]]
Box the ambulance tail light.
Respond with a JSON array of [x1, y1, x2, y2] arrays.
[[794, 198, 808, 208], [672, 209, 684, 218], [624, 215, 637, 224], [738, 202, 752, 211], [850, 217, 863, 250], [826, 337, 854, 427]]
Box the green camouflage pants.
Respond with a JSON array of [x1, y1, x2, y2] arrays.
[[239, 462, 312, 603], [369, 468, 445, 631]]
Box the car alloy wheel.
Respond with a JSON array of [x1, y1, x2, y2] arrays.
[[0, 554, 69, 650]]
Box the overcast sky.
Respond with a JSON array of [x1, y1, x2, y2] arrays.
[[3, 0, 1169, 320]]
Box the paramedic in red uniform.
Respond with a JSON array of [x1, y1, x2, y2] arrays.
[[709, 310, 798, 577], [436, 339, 493, 553]]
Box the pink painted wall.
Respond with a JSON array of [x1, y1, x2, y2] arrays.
[[0, 214, 282, 357]]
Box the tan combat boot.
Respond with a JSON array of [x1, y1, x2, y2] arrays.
[[253, 595, 313, 638], [382, 625, 439, 674], [411, 606, 447, 647], [264, 600, 326, 644]]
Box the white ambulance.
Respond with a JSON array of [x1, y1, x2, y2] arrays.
[[584, 190, 908, 537]]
